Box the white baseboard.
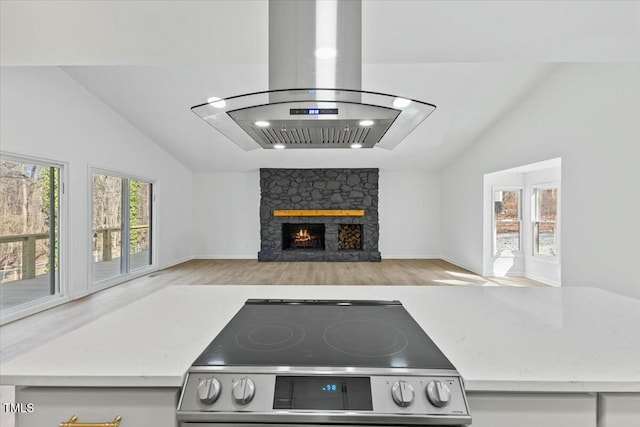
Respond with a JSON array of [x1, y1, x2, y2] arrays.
[[158, 255, 194, 268], [195, 254, 446, 260], [382, 254, 442, 260], [79, 256, 194, 300], [440, 256, 482, 275], [473, 266, 560, 287], [195, 254, 448, 261], [525, 273, 561, 287], [483, 270, 526, 278], [71, 290, 91, 300], [194, 254, 256, 259]]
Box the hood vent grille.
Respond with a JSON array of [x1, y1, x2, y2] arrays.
[[259, 126, 371, 147], [232, 115, 396, 149], [260, 128, 312, 145]]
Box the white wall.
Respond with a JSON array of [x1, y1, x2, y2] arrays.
[[379, 170, 441, 258], [0, 67, 193, 303], [193, 170, 442, 259], [192, 172, 261, 258], [441, 64, 640, 299]]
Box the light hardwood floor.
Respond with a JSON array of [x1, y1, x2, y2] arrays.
[[0, 259, 545, 426]]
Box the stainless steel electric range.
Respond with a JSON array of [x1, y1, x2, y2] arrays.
[[177, 299, 471, 426]]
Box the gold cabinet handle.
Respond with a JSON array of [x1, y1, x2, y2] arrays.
[[60, 415, 122, 427]]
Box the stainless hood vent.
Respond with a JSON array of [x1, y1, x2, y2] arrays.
[[192, 0, 435, 150], [255, 123, 378, 148]]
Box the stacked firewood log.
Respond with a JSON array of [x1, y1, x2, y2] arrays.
[[338, 225, 362, 249]]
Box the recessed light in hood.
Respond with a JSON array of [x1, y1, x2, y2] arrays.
[[192, 0, 436, 150]]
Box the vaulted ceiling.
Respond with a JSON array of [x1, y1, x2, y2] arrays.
[[2, 1, 639, 172]]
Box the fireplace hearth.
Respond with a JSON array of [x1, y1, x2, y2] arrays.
[[283, 223, 325, 250]]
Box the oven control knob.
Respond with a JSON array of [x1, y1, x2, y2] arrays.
[[391, 380, 414, 407], [232, 377, 255, 405], [426, 380, 451, 407], [197, 377, 221, 404]]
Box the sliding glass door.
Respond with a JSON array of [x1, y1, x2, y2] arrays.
[[0, 155, 62, 313], [92, 171, 152, 285]]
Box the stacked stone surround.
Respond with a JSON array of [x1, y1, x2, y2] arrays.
[[258, 168, 381, 262]]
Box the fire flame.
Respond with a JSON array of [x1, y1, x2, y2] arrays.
[[295, 228, 311, 241]]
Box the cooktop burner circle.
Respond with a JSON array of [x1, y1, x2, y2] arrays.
[[235, 321, 305, 352], [323, 320, 409, 358]]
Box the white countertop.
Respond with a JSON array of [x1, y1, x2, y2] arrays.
[[1, 286, 639, 392]]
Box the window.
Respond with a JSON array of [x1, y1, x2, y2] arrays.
[[92, 171, 153, 284], [533, 187, 558, 257], [1, 155, 63, 313], [493, 189, 521, 254]]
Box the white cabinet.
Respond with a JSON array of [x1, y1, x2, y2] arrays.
[[467, 392, 597, 427], [15, 386, 178, 427], [12, 387, 639, 427], [598, 393, 640, 427]]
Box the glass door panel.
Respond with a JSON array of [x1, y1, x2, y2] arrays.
[[0, 158, 60, 312], [129, 180, 152, 271], [92, 173, 123, 283]]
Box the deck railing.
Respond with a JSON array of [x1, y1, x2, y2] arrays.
[[1, 225, 149, 282], [93, 225, 149, 261], [0, 232, 49, 280], [94, 227, 119, 262]]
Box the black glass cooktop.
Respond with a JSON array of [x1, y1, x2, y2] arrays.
[[192, 299, 454, 370]]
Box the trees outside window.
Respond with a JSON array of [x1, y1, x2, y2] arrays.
[[92, 171, 152, 284], [533, 188, 558, 257], [494, 189, 521, 254], [0, 155, 63, 313]]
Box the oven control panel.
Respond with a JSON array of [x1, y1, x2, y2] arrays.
[[178, 371, 470, 417], [370, 375, 468, 415]]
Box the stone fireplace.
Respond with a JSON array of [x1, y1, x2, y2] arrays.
[[258, 168, 381, 262]]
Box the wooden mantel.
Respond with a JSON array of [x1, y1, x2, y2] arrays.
[[274, 209, 365, 217]]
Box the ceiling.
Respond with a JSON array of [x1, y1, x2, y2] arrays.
[[2, 1, 639, 172]]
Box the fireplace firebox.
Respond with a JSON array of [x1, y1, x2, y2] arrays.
[[282, 223, 325, 250]]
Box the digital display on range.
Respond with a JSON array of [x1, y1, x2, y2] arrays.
[[274, 376, 372, 410], [289, 108, 339, 115]]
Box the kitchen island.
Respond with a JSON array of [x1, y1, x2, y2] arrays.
[[1, 285, 639, 426]]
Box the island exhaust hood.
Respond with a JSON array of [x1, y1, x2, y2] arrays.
[[191, 0, 436, 150]]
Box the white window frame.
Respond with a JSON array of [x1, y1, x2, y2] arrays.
[[531, 185, 560, 260], [0, 152, 68, 324], [492, 187, 523, 256], [89, 167, 155, 289]]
